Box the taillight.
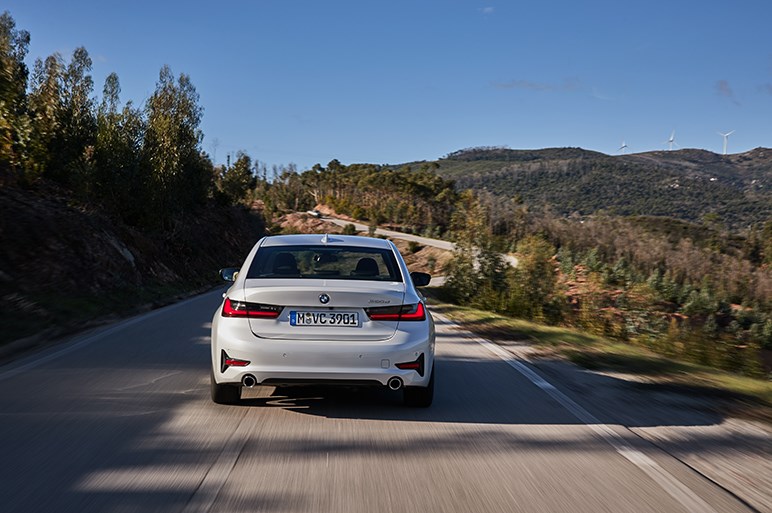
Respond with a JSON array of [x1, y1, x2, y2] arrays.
[[222, 297, 283, 319], [365, 302, 426, 322]]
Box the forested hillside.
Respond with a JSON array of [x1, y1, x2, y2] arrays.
[[2, 11, 771, 379], [0, 12, 265, 345], [419, 146, 772, 229], [241, 152, 772, 377]]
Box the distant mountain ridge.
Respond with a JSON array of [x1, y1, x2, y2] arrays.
[[411, 147, 772, 229]]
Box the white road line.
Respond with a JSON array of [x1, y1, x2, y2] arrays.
[[441, 317, 720, 513], [0, 292, 214, 382]]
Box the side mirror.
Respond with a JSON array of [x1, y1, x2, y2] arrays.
[[219, 267, 239, 282], [410, 271, 431, 287]]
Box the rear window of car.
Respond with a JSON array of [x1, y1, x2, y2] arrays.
[[246, 245, 403, 282]]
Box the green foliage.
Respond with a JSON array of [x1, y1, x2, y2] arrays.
[[441, 187, 770, 378], [431, 147, 772, 230], [92, 75, 146, 223], [762, 319, 772, 349], [444, 244, 480, 304], [762, 220, 772, 265], [55, 47, 97, 191], [0, 11, 31, 182], [309, 161, 456, 232], [0, 12, 236, 229], [239, 157, 457, 239], [507, 236, 559, 321], [557, 247, 574, 277], [218, 152, 255, 205], [426, 255, 437, 273], [142, 65, 208, 219], [27, 53, 64, 181], [582, 248, 603, 273], [444, 192, 488, 304], [24, 46, 98, 190], [342, 223, 357, 235]]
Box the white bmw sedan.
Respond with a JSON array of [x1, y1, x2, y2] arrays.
[[211, 234, 435, 406]]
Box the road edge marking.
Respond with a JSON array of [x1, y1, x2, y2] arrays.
[[437, 314, 720, 513]]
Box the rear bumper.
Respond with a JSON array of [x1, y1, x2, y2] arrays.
[[212, 317, 434, 388]]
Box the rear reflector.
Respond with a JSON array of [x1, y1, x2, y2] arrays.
[[395, 353, 425, 376], [222, 297, 283, 319], [221, 350, 250, 373], [365, 302, 426, 322], [224, 358, 250, 367]]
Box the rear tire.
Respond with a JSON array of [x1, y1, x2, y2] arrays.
[[404, 366, 434, 407], [211, 369, 241, 405]]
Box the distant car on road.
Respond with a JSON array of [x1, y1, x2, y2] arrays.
[[211, 234, 435, 406], [306, 209, 322, 218]]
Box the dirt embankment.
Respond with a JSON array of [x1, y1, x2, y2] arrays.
[[0, 183, 265, 348]]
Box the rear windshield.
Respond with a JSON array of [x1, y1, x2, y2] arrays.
[[247, 245, 403, 282]]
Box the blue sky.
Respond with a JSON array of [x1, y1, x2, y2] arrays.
[[5, 0, 772, 170]]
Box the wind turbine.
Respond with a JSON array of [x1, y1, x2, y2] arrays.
[[665, 130, 678, 151], [619, 140, 629, 154], [718, 130, 734, 155]]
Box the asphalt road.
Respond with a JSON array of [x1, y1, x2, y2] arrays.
[[322, 218, 455, 251], [0, 290, 763, 513], [322, 217, 519, 268]]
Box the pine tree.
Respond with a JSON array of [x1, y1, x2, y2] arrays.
[[0, 11, 31, 182]]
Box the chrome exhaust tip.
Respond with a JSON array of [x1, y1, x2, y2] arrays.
[[387, 377, 403, 391], [242, 375, 257, 388]]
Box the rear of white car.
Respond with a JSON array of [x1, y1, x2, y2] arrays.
[[211, 234, 435, 406]]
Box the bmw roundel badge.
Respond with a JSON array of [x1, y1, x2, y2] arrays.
[[319, 293, 330, 304]]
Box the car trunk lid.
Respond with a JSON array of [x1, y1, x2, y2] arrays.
[[243, 279, 406, 341]]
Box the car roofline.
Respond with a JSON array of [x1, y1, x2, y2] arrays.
[[259, 233, 393, 249]]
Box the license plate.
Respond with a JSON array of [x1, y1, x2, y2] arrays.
[[290, 311, 360, 327]]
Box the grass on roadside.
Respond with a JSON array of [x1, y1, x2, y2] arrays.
[[424, 291, 772, 418]]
